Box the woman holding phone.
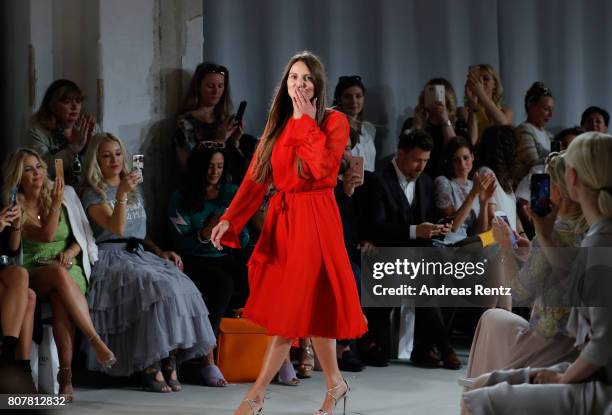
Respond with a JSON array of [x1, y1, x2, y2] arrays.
[[0, 197, 37, 391], [3, 148, 115, 400], [211, 51, 367, 415], [463, 64, 514, 147], [175, 62, 248, 182], [81, 133, 216, 393]]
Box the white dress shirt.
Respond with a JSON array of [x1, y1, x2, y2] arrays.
[[392, 158, 418, 239]]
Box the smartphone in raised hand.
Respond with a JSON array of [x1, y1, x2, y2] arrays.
[[530, 173, 551, 217], [9, 187, 18, 206], [349, 156, 365, 185], [235, 101, 247, 124], [54, 159, 64, 180], [424, 84, 445, 108], [132, 154, 144, 183], [494, 211, 517, 248]]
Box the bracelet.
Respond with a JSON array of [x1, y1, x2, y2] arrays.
[[50, 206, 60, 213], [116, 198, 128, 205]]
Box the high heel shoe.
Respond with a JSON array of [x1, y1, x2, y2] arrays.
[[57, 367, 74, 403], [314, 379, 349, 415], [88, 334, 117, 368], [243, 396, 264, 414]]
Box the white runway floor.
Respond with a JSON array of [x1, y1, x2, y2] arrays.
[[56, 357, 467, 415]]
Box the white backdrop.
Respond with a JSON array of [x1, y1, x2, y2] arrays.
[[203, 0, 612, 162]]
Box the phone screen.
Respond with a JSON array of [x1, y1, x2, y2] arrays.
[[530, 174, 551, 217], [495, 211, 517, 247], [550, 140, 562, 153], [9, 187, 17, 206], [132, 154, 144, 183]]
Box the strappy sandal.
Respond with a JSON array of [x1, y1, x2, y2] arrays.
[[161, 355, 182, 392], [142, 362, 171, 393], [57, 367, 74, 403], [88, 334, 117, 369], [275, 361, 300, 386], [199, 364, 228, 387]]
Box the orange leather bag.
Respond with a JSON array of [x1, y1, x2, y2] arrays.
[[216, 314, 269, 383]]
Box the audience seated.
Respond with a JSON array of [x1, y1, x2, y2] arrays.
[[475, 126, 521, 233], [513, 82, 555, 187], [463, 64, 513, 147], [175, 62, 248, 183], [361, 129, 460, 369], [3, 148, 115, 401], [554, 126, 583, 151], [333, 140, 366, 372], [402, 78, 465, 178], [168, 144, 250, 387], [333, 75, 377, 172], [465, 152, 586, 384], [29, 80, 99, 187], [580, 105, 609, 133], [0, 203, 36, 392], [462, 132, 612, 415], [80, 133, 216, 392], [433, 137, 496, 245]]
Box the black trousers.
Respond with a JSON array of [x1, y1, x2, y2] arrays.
[[182, 254, 247, 335]]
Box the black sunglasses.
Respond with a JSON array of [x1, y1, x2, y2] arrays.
[[202, 64, 227, 76], [197, 141, 225, 150], [339, 75, 362, 82]]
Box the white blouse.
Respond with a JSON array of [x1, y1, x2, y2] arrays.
[[351, 121, 377, 172]]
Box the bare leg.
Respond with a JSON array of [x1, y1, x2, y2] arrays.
[[0, 266, 29, 338], [233, 336, 293, 415], [16, 289, 36, 359], [311, 337, 347, 413], [49, 293, 75, 397], [30, 266, 113, 361]]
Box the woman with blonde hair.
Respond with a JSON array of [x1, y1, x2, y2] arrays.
[[3, 148, 115, 400], [462, 132, 612, 415], [464, 64, 514, 147], [211, 51, 367, 415], [81, 133, 216, 393]]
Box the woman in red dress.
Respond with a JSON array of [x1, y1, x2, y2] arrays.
[[211, 51, 367, 415]]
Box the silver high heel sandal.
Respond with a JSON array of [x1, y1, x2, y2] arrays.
[[314, 378, 349, 415], [244, 397, 264, 414]]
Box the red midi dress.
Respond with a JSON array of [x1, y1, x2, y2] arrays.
[[220, 109, 368, 339]]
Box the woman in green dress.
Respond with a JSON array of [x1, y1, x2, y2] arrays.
[[3, 148, 115, 401]]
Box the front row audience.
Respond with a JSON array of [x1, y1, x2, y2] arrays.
[[1, 68, 611, 415]]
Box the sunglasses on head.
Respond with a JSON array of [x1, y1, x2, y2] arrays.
[[202, 64, 227, 76], [339, 75, 362, 82], [197, 141, 225, 150]]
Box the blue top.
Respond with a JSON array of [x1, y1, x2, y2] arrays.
[[168, 183, 249, 257], [81, 186, 147, 242]]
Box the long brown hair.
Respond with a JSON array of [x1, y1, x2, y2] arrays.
[[250, 51, 327, 183], [179, 62, 232, 121]]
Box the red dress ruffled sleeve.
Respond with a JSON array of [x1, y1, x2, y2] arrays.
[[284, 111, 349, 181], [219, 161, 270, 248]]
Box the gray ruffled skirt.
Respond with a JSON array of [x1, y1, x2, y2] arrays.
[[85, 244, 216, 376]]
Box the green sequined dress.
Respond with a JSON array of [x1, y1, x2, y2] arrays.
[[22, 207, 87, 293]]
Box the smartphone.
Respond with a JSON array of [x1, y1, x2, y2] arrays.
[[349, 156, 364, 185], [495, 210, 517, 248], [235, 101, 247, 124], [9, 187, 18, 206], [550, 140, 562, 153], [530, 173, 551, 217], [436, 216, 453, 225], [54, 159, 64, 180], [132, 154, 144, 183], [424, 84, 445, 108]]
